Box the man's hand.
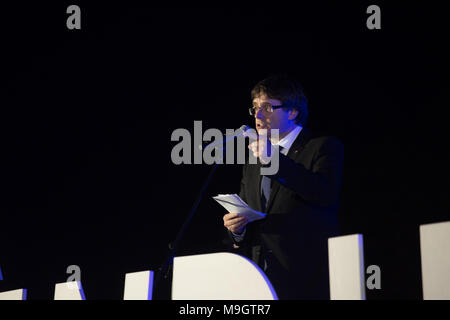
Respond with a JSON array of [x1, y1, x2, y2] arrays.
[[223, 213, 249, 234], [248, 136, 273, 164]]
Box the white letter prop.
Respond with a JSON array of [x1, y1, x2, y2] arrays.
[[54, 281, 86, 300], [420, 221, 450, 300], [328, 234, 366, 300], [172, 252, 278, 300], [123, 270, 154, 300]]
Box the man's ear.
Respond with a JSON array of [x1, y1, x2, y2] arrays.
[[288, 109, 299, 121]]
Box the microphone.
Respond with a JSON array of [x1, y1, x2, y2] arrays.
[[241, 125, 258, 140], [200, 125, 257, 151]]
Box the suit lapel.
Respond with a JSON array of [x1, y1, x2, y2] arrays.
[[265, 127, 312, 213], [286, 127, 312, 159]]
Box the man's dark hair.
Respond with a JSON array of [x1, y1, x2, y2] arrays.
[[251, 74, 309, 126]]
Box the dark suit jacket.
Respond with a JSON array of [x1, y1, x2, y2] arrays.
[[228, 127, 344, 299]]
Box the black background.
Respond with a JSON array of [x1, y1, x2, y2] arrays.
[[1, 1, 449, 300]]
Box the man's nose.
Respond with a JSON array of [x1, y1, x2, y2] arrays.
[[255, 108, 264, 119]]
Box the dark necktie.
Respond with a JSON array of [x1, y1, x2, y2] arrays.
[[260, 146, 285, 212], [261, 175, 271, 212]]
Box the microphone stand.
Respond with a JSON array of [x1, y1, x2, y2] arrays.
[[153, 127, 255, 299], [153, 153, 223, 299]]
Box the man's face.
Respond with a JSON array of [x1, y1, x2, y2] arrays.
[[252, 94, 294, 135]]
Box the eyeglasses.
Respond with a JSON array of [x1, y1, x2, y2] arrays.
[[248, 103, 284, 116]]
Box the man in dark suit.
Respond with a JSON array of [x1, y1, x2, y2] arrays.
[[223, 74, 344, 299]]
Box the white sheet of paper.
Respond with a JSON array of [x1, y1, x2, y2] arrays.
[[213, 194, 266, 222]]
